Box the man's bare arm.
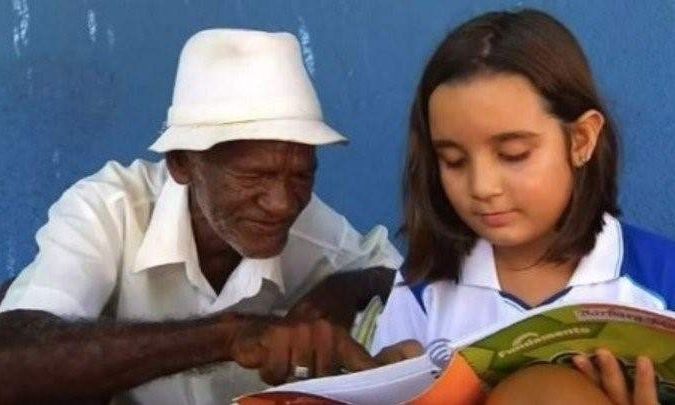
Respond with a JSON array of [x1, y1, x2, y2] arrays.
[[0, 309, 239, 403], [0, 308, 378, 404]]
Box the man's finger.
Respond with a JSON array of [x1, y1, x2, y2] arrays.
[[230, 319, 268, 369], [633, 356, 659, 405], [374, 340, 424, 365], [259, 325, 291, 385], [287, 301, 322, 322], [397, 340, 424, 358], [335, 329, 379, 372], [313, 319, 336, 377], [595, 349, 630, 405], [374, 345, 405, 365], [289, 322, 313, 379]]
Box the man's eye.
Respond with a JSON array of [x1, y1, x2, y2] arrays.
[[293, 173, 314, 183], [500, 151, 530, 162], [236, 173, 263, 181]]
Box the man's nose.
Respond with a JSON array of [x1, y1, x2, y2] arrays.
[[258, 179, 296, 217]]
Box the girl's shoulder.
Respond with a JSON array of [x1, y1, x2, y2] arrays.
[[619, 222, 675, 309], [620, 222, 675, 265]]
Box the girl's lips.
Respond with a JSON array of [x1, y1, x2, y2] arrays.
[[478, 210, 516, 227]]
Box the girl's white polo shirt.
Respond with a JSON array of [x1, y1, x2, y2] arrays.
[[371, 215, 674, 354]]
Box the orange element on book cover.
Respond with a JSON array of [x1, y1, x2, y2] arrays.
[[411, 354, 485, 405]]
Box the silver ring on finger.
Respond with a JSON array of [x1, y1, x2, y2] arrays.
[[292, 365, 310, 380]]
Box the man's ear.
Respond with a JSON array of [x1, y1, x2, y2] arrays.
[[570, 109, 605, 167], [166, 150, 192, 185]]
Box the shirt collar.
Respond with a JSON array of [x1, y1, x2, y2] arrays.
[[210, 256, 285, 311], [459, 213, 623, 289], [132, 175, 194, 273], [567, 213, 623, 286], [459, 238, 500, 288], [132, 169, 286, 296]]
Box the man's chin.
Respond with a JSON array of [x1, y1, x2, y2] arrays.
[[238, 238, 288, 258]]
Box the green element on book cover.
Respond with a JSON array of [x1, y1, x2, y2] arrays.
[[351, 296, 384, 350], [458, 304, 675, 403]]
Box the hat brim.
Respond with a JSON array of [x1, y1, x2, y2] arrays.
[[149, 119, 348, 153]]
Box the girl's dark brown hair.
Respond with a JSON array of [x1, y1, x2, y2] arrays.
[[402, 9, 620, 283]]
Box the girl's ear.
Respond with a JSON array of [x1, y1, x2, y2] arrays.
[[570, 109, 605, 167], [166, 151, 192, 185]]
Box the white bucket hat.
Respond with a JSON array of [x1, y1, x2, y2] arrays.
[[149, 29, 347, 152]]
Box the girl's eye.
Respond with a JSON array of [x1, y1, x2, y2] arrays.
[[442, 158, 466, 169], [500, 151, 530, 162]]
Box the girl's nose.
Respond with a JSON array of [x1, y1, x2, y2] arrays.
[[469, 159, 503, 201]]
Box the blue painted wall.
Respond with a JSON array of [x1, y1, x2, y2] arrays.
[[2, 0, 675, 281]]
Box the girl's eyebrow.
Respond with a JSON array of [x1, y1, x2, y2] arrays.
[[432, 131, 540, 149], [432, 139, 462, 149], [492, 131, 540, 143]]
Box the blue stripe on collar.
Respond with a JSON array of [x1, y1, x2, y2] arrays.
[[410, 282, 428, 314], [499, 286, 573, 310]]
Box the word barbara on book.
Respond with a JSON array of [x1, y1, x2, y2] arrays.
[[236, 302, 675, 405]]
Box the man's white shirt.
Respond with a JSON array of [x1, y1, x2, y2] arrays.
[[0, 159, 403, 404]]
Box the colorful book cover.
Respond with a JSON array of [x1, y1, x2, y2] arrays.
[[236, 302, 675, 404]]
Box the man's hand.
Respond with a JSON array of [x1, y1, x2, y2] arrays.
[[228, 315, 379, 385], [572, 349, 659, 405], [373, 340, 425, 365], [287, 267, 396, 329]]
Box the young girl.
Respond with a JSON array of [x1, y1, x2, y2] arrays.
[[371, 9, 674, 404]]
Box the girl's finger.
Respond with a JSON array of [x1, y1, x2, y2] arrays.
[[572, 354, 601, 385], [633, 356, 659, 405], [595, 349, 630, 405]]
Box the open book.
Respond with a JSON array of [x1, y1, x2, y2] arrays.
[[235, 302, 675, 404]]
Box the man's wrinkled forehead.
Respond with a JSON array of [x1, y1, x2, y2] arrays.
[[201, 139, 317, 170]]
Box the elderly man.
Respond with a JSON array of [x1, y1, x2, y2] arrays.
[[0, 29, 401, 404]]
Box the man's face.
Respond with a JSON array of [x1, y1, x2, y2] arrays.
[[181, 140, 316, 258]]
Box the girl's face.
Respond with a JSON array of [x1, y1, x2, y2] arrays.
[[429, 73, 574, 250]]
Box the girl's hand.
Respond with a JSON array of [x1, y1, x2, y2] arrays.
[[572, 348, 659, 405], [373, 339, 424, 365]]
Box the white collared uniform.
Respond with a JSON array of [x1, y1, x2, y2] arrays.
[[371, 215, 674, 354], [0, 159, 403, 404]]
